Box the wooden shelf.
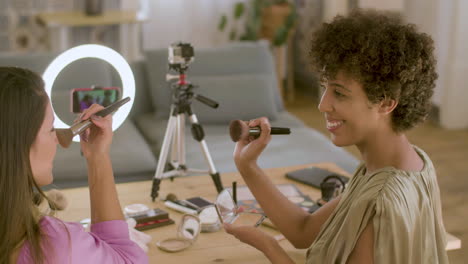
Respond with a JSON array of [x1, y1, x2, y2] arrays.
[[37, 10, 144, 27], [36, 10, 146, 61]]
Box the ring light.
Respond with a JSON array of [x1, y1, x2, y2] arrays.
[[43, 44, 135, 142]]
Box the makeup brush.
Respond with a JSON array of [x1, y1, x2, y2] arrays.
[[55, 97, 131, 148], [229, 119, 291, 142]]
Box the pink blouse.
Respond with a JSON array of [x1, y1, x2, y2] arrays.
[[17, 216, 148, 263]]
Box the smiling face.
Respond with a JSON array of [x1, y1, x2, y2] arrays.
[[29, 102, 58, 186], [318, 71, 390, 148]]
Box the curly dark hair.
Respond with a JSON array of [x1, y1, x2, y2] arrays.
[[309, 9, 437, 132]]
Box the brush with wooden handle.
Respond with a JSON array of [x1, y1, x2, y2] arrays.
[[55, 97, 131, 148], [229, 119, 291, 142]]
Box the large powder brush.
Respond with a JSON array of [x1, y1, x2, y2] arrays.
[[55, 97, 131, 148], [229, 120, 291, 142]]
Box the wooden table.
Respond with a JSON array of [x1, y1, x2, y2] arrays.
[[55, 163, 461, 263]]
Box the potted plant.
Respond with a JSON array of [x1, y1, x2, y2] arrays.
[[218, 0, 297, 46]]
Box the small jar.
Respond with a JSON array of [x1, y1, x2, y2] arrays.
[[85, 0, 103, 16]]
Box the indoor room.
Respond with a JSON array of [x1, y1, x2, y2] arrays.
[[0, 0, 466, 263]]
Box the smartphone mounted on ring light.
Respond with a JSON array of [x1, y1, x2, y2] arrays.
[[70, 86, 121, 113]]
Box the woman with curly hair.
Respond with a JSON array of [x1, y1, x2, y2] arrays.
[[223, 10, 449, 264]]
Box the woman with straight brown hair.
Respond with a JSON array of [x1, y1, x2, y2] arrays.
[[0, 67, 147, 263]]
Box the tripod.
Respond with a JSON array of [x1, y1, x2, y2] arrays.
[[151, 67, 223, 201]]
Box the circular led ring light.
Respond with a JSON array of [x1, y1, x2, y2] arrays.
[[43, 44, 135, 142]]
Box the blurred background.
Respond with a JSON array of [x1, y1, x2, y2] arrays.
[[0, 0, 466, 262], [0, 0, 466, 129]]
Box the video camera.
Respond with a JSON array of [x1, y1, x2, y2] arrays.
[[168, 42, 194, 72]]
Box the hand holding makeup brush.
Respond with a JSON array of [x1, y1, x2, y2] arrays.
[[55, 97, 130, 149], [229, 119, 291, 142], [77, 104, 113, 159], [232, 117, 273, 166]]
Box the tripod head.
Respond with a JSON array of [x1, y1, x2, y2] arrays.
[[167, 42, 219, 111]]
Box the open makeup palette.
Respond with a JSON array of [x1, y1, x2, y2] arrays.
[[225, 184, 317, 214]]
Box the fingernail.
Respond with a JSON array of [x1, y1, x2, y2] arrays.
[[91, 115, 101, 120], [80, 133, 88, 142]]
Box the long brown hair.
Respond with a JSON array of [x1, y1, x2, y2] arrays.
[[0, 67, 51, 264]]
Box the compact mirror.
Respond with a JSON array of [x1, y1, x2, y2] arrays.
[[215, 189, 266, 227], [156, 214, 201, 252], [199, 205, 221, 232], [215, 189, 238, 224]]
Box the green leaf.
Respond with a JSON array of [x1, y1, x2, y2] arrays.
[[229, 29, 237, 41], [273, 26, 288, 46], [240, 27, 258, 41], [234, 2, 245, 19], [218, 15, 227, 31]]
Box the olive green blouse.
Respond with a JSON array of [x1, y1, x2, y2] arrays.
[[306, 146, 449, 263]]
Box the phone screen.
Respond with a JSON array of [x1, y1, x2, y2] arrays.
[[71, 87, 120, 113]]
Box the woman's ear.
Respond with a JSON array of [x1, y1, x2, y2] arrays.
[[378, 98, 398, 115]]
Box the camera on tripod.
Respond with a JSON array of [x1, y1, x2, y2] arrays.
[[150, 42, 224, 202], [168, 42, 194, 72]]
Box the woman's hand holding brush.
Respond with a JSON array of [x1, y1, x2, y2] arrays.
[[230, 118, 290, 167]]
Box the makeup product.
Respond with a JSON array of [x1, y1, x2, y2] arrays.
[[156, 214, 201, 252], [184, 197, 213, 210], [164, 200, 198, 215], [126, 207, 175, 231], [224, 184, 318, 222], [135, 218, 174, 231], [232, 181, 237, 205], [165, 193, 200, 211], [198, 206, 221, 233], [254, 215, 267, 227], [229, 119, 291, 142], [55, 97, 131, 148], [124, 203, 150, 217]]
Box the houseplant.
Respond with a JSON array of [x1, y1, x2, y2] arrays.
[[218, 0, 297, 46]]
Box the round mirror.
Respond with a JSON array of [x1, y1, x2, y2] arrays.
[[156, 214, 201, 253], [214, 189, 267, 227], [215, 189, 238, 224], [199, 205, 221, 232], [181, 216, 200, 240]]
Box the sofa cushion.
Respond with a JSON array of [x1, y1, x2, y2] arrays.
[[134, 111, 359, 174], [144, 41, 283, 123], [51, 121, 157, 188], [188, 74, 278, 124]]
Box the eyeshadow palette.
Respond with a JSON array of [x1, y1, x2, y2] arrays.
[[225, 184, 318, 215]]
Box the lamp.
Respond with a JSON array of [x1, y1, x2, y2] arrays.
[[42, 44, 135, 142]]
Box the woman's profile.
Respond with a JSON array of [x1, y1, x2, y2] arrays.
[[224, 9, 449, 264], [0, 67, 148, 263]]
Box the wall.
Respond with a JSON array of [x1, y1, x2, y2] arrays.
[[138, 0, 246, 51], [405, 0, 468, 129], [437, 0, 468, 129]]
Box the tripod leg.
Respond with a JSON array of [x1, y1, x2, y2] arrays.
[[170, 116, 178, 166], [151, 115, 177, 201], [177, 114, 186, 168], [188, 113, 224, 193]]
